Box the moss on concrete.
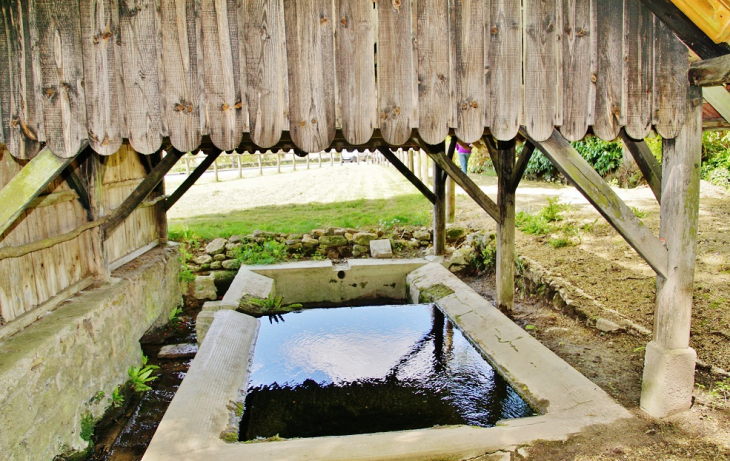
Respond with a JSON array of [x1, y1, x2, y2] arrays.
[[418, 284, 455, 303]]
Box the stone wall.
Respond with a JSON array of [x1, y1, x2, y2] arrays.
[[0, 245, 181, 461]]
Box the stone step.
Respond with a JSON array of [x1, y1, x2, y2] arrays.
[[157, 343, 198, 359]]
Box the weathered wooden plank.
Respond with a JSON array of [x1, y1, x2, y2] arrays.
[[593, 0, 623, 141], [620, 129, 662, 203], [118, 0, 162, 154], [624, 1, 653, 140], [496, 138, 515, 311], [377, 0, 414, 145], [80, 0, 123, 155], [0, 1, 43, 159], [452, 0, 485, 143], [102, 148, 183, 239], [638, 0, 730, 60], [0, 146, 77, 236], [523, 0, 556, 142], [433, 160, 446, 255], [702, 85, 730, 123], [416, 137, 500, 222], [417, 0, 449, 145], [689, 53, 730, 87], [653, 19, 688, 139], [35, 0, 88, 159], [522, 128, 668, 278], [242, 0, 286, 148], [165, 149, 221, 210], [487, 0, 521, 141], [200, 0, 242, 151], [380, 148, 436, 204], [159, 0, 202, 153], [337, 0, 375, 145], [284, 0, 335, 153], [560, 0, 594, 141]]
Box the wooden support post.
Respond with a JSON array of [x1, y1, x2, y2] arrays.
[[102, 149, 184, 240], [620, 129, 662, 203], [433, 159, 447, 255], [0, 146, 80, 236], [330, 150, 334, 166], [446, 177, 455, 223], [258, 153, 263, 175], [292, 151, 297, 171], [306, 153, 310, 169], [77, 149, 109, 278], [421, 151, 429, 182], [380, 149, 436, 204], [185, 155, 191, 175], [496, 139, 517, 311], [641, 90, 703, 418], [522, 128, 668, 278], [140, 150, 169, 243], [213, 156, 219, 181], [417, 138, 500, 222], [237, 154, 242, 178], [277, 152, 281, 173], [166, 150, 222, 211], [408, 149, 414, 172], [318, 151, 322, 167]]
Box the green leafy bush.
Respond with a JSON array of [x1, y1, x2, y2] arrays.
[[524, 136, 623, 182], [701, 131, 730, 190], [235, 239, 288, 265]]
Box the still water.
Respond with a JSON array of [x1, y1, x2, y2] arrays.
[[239, 304, 534, 440]]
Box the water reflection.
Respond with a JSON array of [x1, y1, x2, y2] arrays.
[[240, 304, 533, 440]]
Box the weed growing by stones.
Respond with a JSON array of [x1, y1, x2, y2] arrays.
[[127, 356, 160, 393]]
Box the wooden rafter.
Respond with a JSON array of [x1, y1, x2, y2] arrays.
[[522, 128, 668, 278], [0, 145, 83, 236], [509, 142, 536, 194], [101, 149, 184, 240], [689, 53, 730, 86], [619, 129, 663, 203]]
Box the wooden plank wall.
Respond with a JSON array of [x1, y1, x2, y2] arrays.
[[102, 145, 158, 264], [0, 0, 690, 158], [0, 146, 93, 325]]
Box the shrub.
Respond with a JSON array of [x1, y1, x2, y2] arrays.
[[235, 239, 288, 265]]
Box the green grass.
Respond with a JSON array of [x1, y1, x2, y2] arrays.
[[169, 194, 431, 240]]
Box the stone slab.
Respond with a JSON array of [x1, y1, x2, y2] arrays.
[[640, 341, 697, 417], [370, 239, 393, 258], [220, 268, 275, 309], [158, 343, 198, 359]]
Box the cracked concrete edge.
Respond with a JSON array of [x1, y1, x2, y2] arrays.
[[518, 256, 730, 378], [407, 263, 632, 424], [220, 268, 275, 309]]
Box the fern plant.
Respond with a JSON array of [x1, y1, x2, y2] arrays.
[[127, 356, 159, 393]]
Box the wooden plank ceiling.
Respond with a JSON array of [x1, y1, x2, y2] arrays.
[[0, 0, 690, 159]]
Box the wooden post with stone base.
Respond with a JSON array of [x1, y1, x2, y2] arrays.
[[640, 88, 703, 418], [496, 139, 516, 311]]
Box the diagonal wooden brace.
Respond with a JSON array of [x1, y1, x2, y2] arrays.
[[619, 129, 662, 203], [521, 128, 668, 278], [380, 148, 436, 204], [165, 149, 223, 211]]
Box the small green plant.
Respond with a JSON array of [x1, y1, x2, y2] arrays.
[[80, 411, 94, 442], [633, 346, 646, 353], [111, 386, 124, 408], [471, 242, 497, 274], [90, 390, 105, 405], [235, 239, 288, 265], [516, 212, 552, 235], [710, 378, 730, 402], [178, 246, 197, 284], [525, 324, 537, 331], [539, 197, 570, 222], [251, 294, 302, 313], [632, 207, 647, 218], [127, 356, 160, 393], [378, 218, 401, 233], [548, 237, 571, 249]]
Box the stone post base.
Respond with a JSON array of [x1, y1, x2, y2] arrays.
[[640, 341, 697, 418]]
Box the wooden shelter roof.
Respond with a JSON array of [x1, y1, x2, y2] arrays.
[[0, 0, 691, 160]]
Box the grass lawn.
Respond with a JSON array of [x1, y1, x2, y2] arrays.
[[169, 193, 432, 240]]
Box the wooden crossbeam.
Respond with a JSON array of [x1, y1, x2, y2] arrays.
[[509, 142, 535, 193], [689, 53, 730, 86], [522, 128, 668, 278], [380, 148, 436, 204], [638, 0, 730, 59], [101, 149, 184, 240], [165, 150, 222, 211], [415, 138, 500, 223], [619, 129, 662, 203], [0, 145, 82, 236]]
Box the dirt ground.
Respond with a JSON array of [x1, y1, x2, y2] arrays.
[[165, 164, 730, 460]]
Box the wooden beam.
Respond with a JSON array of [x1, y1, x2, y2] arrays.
[[496, 139, 516, 311], [415, 138, 500, 223], [484, 135, 500, 176], [380, 148, 436, 204], [165, 150, 223, 211], [101, 149, 184, 240], [619, 129, 663, 203], [702, 86, 730, 124], [0, 217, 106, 261], [689, 53, 730, 86], [509, 142, 536, 194], [77, 150, 109, 278], [522, 128, 668, 278], [60, 147, 94, 219], [0, 145, 81, 236], [432, 141, 450, 256], [638, 0, 730, 59], [446, 177, 456, 223]]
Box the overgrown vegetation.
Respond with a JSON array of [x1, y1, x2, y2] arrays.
[[80, 412, 95, 442], [525, 136, 626, 183], [169, 194, 430, 240], [127, 356, 160, 393], [702, 131, 730, 189], [235, 239, 288, 265], [515, 198, 583, 248]]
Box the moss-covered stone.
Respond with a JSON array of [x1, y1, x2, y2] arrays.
[[418, 284, 455, 303]]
